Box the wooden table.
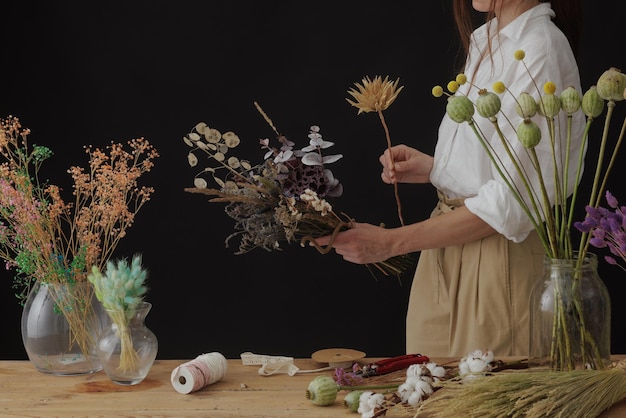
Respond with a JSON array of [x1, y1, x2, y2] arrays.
[[2, 357, 626, 417]]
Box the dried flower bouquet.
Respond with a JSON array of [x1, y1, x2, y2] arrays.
[[182, 103, 413, 278]]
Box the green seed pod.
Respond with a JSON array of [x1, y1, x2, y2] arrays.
[[476, 91, 501, 119], [343, 390, 364, 412], [446, 95, 475, 123], [537, 94, 561, 118], [515, 92, 538, 118], [560, 86, 581, 115], [596, 67, 626, 102], [517, 119, 542, 149], [581, 86, 605, 118], [305, 375, 339, 406]]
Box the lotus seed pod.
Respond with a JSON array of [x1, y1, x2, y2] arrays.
[[446, 95, 475, 123], [476, 91, 501, 119], [596, 67, 626, 102], [515, 92, 538, 118], [537, 94, 561, 118], [581, 86, 605, 118], [343, 390, 365, 412], [305, 375, 339, 406], [517, 119, 542, 148], [560, 86, 581, 115]]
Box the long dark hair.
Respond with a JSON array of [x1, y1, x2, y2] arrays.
[[452, 0, 583, 60]]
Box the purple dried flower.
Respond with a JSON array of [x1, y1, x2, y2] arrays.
[[578, 190, 626, 271]]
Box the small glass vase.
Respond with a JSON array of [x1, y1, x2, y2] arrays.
[[97, 301, 158, 385], [528, 252, 611, 371], [21, 281, 108, 375]]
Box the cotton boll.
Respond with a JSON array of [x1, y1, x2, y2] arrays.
[[468, 358, 488, 373], [406, 364, 429, 377], [407, 390, 424, 407], [416, 379, 434, 396], [358, 391, 384, 415], [481, 350, 495, 363], [426, 363, 446, 380]]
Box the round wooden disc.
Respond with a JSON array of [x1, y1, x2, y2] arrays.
[[311, 348, 366, 366]]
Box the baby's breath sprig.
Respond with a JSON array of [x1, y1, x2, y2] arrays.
[[88, 254, 149, 372]]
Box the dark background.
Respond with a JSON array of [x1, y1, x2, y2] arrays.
[[1, 1, 626, 361]]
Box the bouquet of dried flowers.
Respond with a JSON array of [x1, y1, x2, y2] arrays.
[[432, 51, 625, 372], [182, 103, 413, 278], [0, 115, 158, 356]]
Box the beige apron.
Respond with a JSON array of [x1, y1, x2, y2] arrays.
[[405, 192, 545, 357]]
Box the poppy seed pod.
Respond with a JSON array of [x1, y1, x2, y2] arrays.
[[560, 86, 582, 115], [517, 119, 542, 148], [305, 375, 339, 406], [446, 95, 475, 123], [515, 92, 538, 118], [582, 86, 605, 119], [538, 94, 561, 118], [596, 67, 626, 102], [476, 91, 502, 119]]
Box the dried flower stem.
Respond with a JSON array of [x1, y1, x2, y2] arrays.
[[378, 111, 404, 226], [108, 310, 140, 372]]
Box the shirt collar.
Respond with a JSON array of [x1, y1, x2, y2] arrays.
[[474, 3, 555, 43]]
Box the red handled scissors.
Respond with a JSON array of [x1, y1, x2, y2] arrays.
[[357, 354, 430, 377]]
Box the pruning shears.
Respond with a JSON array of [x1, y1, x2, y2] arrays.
[[356, 354, 430, 377]]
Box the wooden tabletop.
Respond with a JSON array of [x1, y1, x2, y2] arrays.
[[1, 357, 626, 417]]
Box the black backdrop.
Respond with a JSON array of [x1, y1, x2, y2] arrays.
[[2, 1, 626, 361]]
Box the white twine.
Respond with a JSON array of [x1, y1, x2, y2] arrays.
[[170, 352, 228, 394]]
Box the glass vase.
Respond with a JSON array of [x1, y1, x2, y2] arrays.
[[529, 252, 611, 371], [21, 281, 108, 375], [97, 301, 158, 385]]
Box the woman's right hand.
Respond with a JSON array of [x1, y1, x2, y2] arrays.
[[379, 144, 433, 184]]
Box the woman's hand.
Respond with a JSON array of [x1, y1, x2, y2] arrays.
[[380, 144, 433, 184], [312, 222, 394, 265]]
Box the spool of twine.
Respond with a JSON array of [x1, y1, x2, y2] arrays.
[[170, 352, 228, 394]]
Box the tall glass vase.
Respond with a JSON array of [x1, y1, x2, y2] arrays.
[[21, 281, 108, 375], [97, 301, 158, 385], [529, 252, 611, 371]]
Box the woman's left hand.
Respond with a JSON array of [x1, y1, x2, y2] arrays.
[[312, 222, 393, 265]]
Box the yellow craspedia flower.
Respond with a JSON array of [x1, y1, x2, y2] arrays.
[[492, 81, 506, 94], [432, 85, 444, 98], [543, 81, 557, 95], [346, 75, 404, 114], [447, 81, 459, 93], [456, 73, 467, 85], [514, 50, 526, 60]]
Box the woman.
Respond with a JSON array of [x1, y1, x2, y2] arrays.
[[315, 0, 584, 357]]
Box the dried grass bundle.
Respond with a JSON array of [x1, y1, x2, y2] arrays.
[[414, 361, 626, 418]]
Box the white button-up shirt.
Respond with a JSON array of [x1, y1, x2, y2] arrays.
[[430, 3, 585, 242]]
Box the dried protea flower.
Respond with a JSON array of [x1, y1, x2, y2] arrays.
[[582, 86, 605, 119], [560, 86, 582, 115], [346, 75, 404, 114], [596, 67, 626, 102], [476, 90, 501, 119], [516, 92, 538, 118], [517, 118, 542, 148], [446, 95, 475, 123]]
